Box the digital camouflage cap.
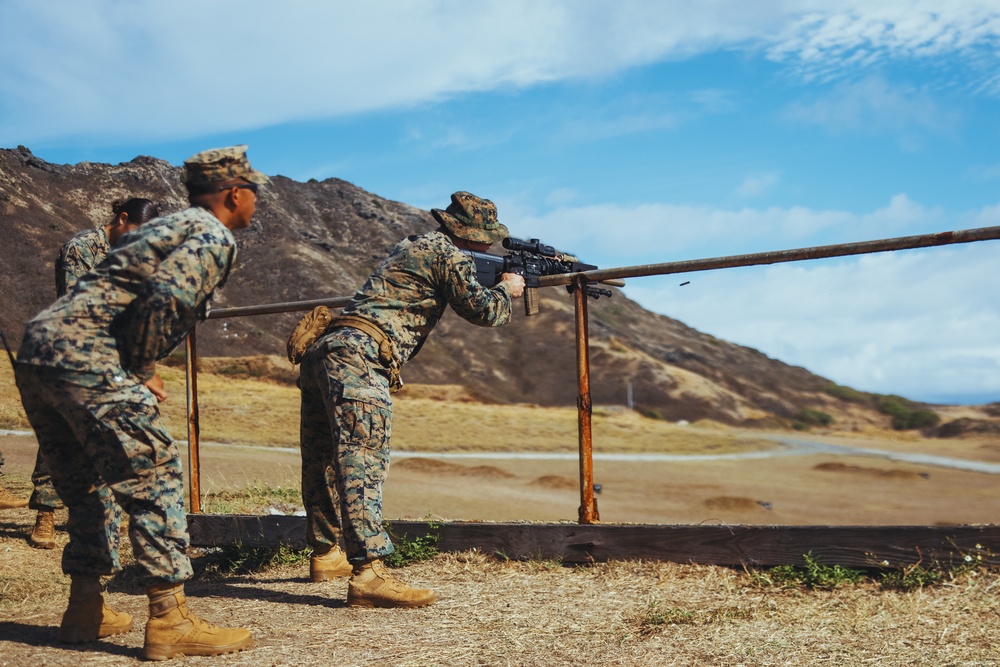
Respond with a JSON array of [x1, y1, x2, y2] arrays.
[[431, 191, 509, 244], [182, 145, 268, 188]]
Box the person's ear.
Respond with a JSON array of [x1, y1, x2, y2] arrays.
[[225, 186, 241, 210], [114, 212, 129, 227]]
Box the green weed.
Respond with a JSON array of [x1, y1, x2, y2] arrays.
[[193, 543, 312, 577], [754, 552, 864, 589], [383, 519, 440, 567], [873, 543, 994, 591]]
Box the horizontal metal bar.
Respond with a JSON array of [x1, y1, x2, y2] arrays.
[[538, 225, 1000, 287], [205, 225, 1000, 316], [207, 296, 353, 320]]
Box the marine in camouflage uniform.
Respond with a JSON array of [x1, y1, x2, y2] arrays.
[[28, 199, 160, 547], [299, 191, 525, 608], [55, 226, 110, 296], [22, 227, 113, 537], [14, 146, 263, 658]]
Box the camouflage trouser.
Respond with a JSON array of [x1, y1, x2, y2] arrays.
[[299, 330, 394, 563], [14, 364, 192, 585], [29, 448, 62, 511]]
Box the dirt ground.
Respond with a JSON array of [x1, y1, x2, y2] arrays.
[[2, 432, 999, 665], [1, 516, 998, 667], [2, 430, 998, 526]]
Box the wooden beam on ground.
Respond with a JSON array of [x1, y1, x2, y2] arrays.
[[187, 515, 1000, 568]]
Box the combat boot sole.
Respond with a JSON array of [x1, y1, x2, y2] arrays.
[[143, 634, 253, 661], [346, 589, 436, 609], [59, 614, 134, 643]]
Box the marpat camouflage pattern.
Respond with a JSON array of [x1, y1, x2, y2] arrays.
[[19, 207, 236, 384], [15, 205, 237, 585], [55, 226, 111, 297], [299, 230, 513, 562]]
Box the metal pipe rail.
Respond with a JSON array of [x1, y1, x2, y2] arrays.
[[538, 225, 1000, 287], [208, 296, 352, 320], [184, 223, 1000, 521]]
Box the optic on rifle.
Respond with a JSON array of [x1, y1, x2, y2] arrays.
[[463, 236, 613, 316]]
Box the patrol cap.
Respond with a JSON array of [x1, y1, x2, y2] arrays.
[[431, 191, 509, 244], [182, 145, 268, 188]]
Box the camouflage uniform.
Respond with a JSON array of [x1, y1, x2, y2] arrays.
[[15, 207, 236, 584], [24, 227, 115, 514], [55, 226, 111, 295], [299, 229, 513, 562]]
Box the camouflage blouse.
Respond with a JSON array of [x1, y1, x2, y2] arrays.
[[19, 207, 236, 385], [55, 226, 110, 296], [341, 230, 513, 364]]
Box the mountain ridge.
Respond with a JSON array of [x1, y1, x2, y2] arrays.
[[0, 146, 940, 432]]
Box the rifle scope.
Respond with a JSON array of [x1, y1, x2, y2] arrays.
[[502, 237, 557, 257]]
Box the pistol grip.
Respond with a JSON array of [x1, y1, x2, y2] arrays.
[[524, 287, 539, 316]]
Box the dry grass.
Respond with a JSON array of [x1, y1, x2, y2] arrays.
[[3, 356, 1000, 664], [0, 354, 29, 430], [1, 517, 998, 667], [88, 357, 774, 455]]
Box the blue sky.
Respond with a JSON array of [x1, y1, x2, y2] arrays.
[[2, 1, 1000, 404]]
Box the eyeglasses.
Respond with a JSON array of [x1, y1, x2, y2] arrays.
[[223, 183, 258, 194]]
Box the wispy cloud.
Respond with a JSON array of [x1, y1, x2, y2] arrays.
[[782, 76, 960, 136], [735, 171, 782, 198], [508, 192, 946, 266], [625, 242, 1000, 403], [2, 2, 997, 145], [766, 2, 1000, 86]]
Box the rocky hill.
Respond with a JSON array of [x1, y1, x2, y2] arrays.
[[0, 146, 942, 431]]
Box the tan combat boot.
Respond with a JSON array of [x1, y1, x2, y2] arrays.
[[29, 510, 57, 549], [310, 544, 353, 581], [143, 583, 252, 661], [346, 559, 436, 608], [0, 484, 28, 509], [59, 576, 134, 643]]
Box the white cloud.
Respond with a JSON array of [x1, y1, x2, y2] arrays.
[[1, 1, 997, 144], [624, 242, 1000, 403], [509, 194, 1000, 403], [735, 171, 782, 198], [506, 192, 946, 267], [782, 76, 961, 136], [767, 1, 1000, 83], [545, 188, 578, 207]]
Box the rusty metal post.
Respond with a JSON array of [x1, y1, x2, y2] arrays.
[[185, 328, 202, 513], [574, 275, 599, 524]]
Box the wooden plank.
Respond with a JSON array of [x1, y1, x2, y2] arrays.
[[187, 515, 1000, 568]]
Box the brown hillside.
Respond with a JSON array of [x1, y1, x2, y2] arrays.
[[0, 146, 895, 428]]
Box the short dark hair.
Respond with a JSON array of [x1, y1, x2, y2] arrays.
[[111, 198, 160, 224]]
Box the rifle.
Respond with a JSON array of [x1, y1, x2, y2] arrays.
[[464, 237, 614, 315]]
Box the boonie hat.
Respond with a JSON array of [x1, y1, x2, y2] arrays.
[[431, 191, 509, 244], [182, 145, 268, 187]]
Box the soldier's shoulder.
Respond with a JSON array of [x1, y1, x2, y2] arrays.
[[409, 230, 455, 253], [63, 226, 103, 246], [143, 207, 234, 243]]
